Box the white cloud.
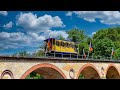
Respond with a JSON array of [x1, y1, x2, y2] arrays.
[[66, 11, 73, 16], [0, 29, 69, 50], [43, 30, 69, 39], [16, 12, 65, 33], [3, 21, 13, 29], [92, 32, 96, 35], [0, 12, 68, 51], [66, 11, 120, 25], [0, 32, 42, 50], [0, 11, 8, 16], [27, 32, 45, 41], [84, 18, 96, 22]]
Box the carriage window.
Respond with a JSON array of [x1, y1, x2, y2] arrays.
[[72, 44, 74, 48], [58, 42, 60, 46], [60, 42, 62, 47], [68, 43, 70, 47], [59, 42, 62, 46], [53, 39, 55, 45], [56, 41, 58, 46], [62, 42, 64, 47], [58, 41, 60, 46], [59, 42, 61, 46], [64, 42, 66, 47], [71, 44, 74, 48], [69, 44, 71, 47], [71, 44, 73, 48], [66, 43, 68, 47]]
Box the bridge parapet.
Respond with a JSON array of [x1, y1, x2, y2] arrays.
[[0, 56, 120, 79], [0, 55, 120, 63]]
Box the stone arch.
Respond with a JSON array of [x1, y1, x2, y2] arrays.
[[20, 63, 67, 79], [76, 64, 101, 79], [106, 64, 120, 79], [1, 70, 14, 79]]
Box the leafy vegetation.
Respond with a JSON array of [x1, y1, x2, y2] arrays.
[[57, 35, 65, 40], [78, 73, 85, 79], [92, 27, 120, 59], [25, 72, 44, 79], [67, 28, 87, 43]]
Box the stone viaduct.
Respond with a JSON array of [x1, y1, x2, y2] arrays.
[[0, 56, 120, 79]]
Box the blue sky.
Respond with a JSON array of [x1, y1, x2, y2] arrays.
[[0, 11, 120, 55]]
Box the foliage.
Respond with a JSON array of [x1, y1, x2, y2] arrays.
[[25, 72, 44, 79], [13, 51, 30, 57], [67, 28, 90, 56], [114, 48, 120, 59], [78, 73, 85, 79], [67, 28, 87, 43], [93, 37, 115, 57], [78, 42, 89, 55], [35, 50, 44, 57], [57, 35, 65, 40], [92, 27, 120, 59]]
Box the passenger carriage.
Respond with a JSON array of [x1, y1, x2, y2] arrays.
[[44, 38, 78, 57]]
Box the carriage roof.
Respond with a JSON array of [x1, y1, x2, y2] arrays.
[[44, 38, 75, 44]]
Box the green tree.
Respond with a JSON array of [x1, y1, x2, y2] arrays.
[[17, 51, 29, 57], [92, 27, 120, 59], [93, 38, 115, 58], [93, 29, 108, 40], [67, 28, 87, 43], [35, 50, 44, 57], [67, 28, 89, 56], [114, 48, 120, 59], [78, 42, 89, 55], [26, 72, 44, 79], [78, 73, 85, 79], [57, 35, 65, 40]]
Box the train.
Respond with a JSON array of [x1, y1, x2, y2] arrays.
[[44, 38, 78, 57]]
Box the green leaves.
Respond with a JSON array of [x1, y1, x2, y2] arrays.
[[78, 73, 85, 79], [114, 48, 120, 59], [93, 38, 115, 57], [67, 28, 86, 43], [57, 35, 65, 40], [92, 27, 120, 59], [25, 72, 44, 79]]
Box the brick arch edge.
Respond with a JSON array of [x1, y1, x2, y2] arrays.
[[20, 63, 67, 79], [105, 63, 120, 77], [1, 70, 14, 79], [76, 63, 101, 79]]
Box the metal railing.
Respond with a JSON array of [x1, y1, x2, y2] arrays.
[[43, 52, 119, 61], [0, 52, 120, 62]]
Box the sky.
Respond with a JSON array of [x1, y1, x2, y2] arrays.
[[0, 11, 120, 55]]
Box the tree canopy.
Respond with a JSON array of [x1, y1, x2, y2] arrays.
[[92, 27, 120, 59], [67, 28, 87, 43]]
